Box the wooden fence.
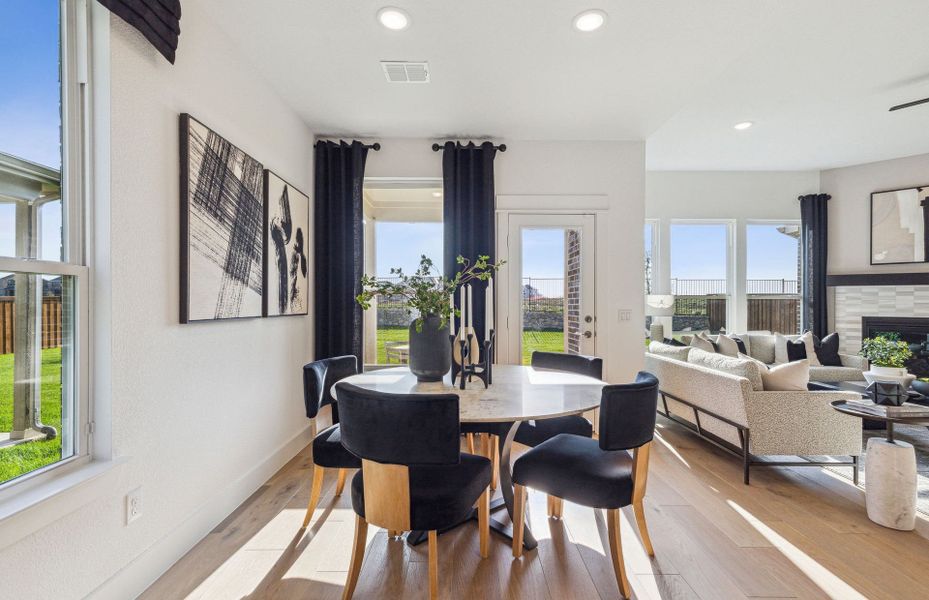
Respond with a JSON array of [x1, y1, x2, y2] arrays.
[[0, 297, 63, 354], [747, 296, 799, 334]]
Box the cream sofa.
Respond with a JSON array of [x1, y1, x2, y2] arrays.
[[735, 332, 868, 383], [644, 346, 862, 484]]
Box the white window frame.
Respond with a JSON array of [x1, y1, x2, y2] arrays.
[[0, 0, 106, 511], [644, 218, 659, 295]]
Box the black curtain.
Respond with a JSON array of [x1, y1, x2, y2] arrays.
[[442, 142, 498, 342], [315, 141, 369, 364], [98, 0, 181, 63], [799, 193, 831, 338]]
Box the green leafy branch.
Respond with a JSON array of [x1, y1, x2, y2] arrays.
[[356, 255, 505, 331]]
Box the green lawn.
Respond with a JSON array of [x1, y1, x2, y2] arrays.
[[0, 347, 63, 484], [375, 327, 564, 366]]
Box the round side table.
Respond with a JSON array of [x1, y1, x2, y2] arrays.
[[831, 400, 929, 530]]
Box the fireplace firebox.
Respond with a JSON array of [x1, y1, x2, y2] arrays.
[[861, 316, 929, 378]]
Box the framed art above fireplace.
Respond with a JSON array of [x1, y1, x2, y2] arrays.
[[870, 185, 929, 265]]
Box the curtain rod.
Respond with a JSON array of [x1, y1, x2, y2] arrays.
[[317, 140, 380, 150], [432, 142, 506, 152]]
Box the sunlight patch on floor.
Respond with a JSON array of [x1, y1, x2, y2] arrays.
[[728, 500, 868, 600], [653, 430, 690, 468]]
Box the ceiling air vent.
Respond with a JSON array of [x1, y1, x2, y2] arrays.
[[381, 61, 430, 83]]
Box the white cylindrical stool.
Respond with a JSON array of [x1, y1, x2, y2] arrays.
[[865, 438, 917, 530]]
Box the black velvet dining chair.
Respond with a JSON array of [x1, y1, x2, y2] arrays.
[[510, 372, 659, 599], [300, 356, 362, 529], [464, 351, 603, 498], [335, 382, 492, 600]]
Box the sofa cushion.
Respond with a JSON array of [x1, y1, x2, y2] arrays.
[[715, 335, 740, 357], [648, 341, 691, 361], [786, 337, 808, 362], [690, 334, 715, 353], [745, 334, 776, 364], [761, 359, 810, 391], [727, 334, 748, 355], [774, 333, 791, 364], [688, 348, 764, 391]]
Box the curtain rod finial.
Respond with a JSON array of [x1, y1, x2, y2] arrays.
[[432, 143, 442, 152], [371, 142, 381, 151], [498, 144, 507, 152]]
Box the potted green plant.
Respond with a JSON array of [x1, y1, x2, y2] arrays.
[[357, 255, 503, 381], [860, 333, 915, 388]]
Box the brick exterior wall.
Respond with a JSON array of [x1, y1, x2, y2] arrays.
[[565, 229, 581, 354]]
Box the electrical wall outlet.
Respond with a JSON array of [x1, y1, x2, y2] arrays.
[[126, 487, 142, 525]]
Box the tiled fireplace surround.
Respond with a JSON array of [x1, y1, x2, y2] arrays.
[[833, 285, 929, 355]]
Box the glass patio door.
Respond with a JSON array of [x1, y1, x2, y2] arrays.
[[500, 214, 596, 364]]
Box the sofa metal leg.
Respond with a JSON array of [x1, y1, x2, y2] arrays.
[[741, 430, 751, 485], [853, 455, 860, 486]]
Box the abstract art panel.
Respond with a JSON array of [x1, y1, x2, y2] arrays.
[[180, 114, 264, 322], [264, 171, 309, 316]]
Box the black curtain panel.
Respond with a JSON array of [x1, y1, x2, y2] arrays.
[[442, 142, 499, 342], [314, 141, 369, 364], [799, 193, 831, 338], [98, 0, 181, 63]]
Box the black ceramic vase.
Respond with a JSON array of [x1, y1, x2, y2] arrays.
[[409, 314, 451, 382]]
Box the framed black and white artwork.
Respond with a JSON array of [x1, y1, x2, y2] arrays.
[[263, 170, 310, 316], [180, 114, 265, 322]]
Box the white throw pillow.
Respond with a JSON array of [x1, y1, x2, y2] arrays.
[[648, 341, 691, 361], [715, 335, 740, 357], [799, 331, 821, 366], [690, 334, 715, 353], [774, 333, 790, 364], [760, 359, 810, 391]]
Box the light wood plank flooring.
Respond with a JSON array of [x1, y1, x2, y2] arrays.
[[142, 418, 929, 599]]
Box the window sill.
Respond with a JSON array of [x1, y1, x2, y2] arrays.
[[0, 456, 127, 549]]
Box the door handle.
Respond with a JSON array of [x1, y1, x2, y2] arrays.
[[583, 331, 593, 339]]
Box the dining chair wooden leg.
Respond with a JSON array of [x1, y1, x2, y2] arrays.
[[552, 497, 564, 519], [428, 530, 439, 599], [302, 466, 326, 529], [467, 433, 475, 454], [478, 488, 490, 558], [342, 515, 369, 600], [512, 484, 527, 558], [547, 495, 555, 517], [490, 435, 499, 491], [335, 468, 348, 496], [633, 499, 655, 557], [388, 529, 400, 538], [607, 508, 632, 599]]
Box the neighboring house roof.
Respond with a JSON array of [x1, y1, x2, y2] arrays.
[[0, 151, 60, 187]]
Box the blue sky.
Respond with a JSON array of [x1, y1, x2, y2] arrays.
[[375, 222, 565, 279], [1, 0, 62, 261], [377, 221, 798, 282]]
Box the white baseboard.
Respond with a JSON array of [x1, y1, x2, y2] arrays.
[[88, 425, 314, 600]]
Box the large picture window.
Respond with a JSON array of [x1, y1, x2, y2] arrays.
[[670, 222, 730, 335], [0, 0, 90, 487], [747, 222, 801, 334]]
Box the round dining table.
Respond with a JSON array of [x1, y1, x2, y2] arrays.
[[332, 364, 605, 549]]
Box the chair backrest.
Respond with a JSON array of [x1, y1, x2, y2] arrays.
[[302, 356, 358, 420], [598, 371, 659, 451], [531, 351, 603, 380], [334, 382, 461, 531], [334, 382, 461, 466]]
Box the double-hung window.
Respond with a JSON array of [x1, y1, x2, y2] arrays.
[[0, 0, 91, 488]]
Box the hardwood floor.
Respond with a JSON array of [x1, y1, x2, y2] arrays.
[[142, 418, 929, 599]]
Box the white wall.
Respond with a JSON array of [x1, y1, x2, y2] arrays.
[[366, 139, 646, 383], [0, 6, 315, 599], [645, 170, 820, 331], [821, 152, 929, 275]]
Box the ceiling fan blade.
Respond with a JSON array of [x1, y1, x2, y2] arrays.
[[889, 97, 929, 111]]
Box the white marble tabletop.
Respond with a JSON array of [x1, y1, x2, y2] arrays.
[[332, 365, 604, 423]]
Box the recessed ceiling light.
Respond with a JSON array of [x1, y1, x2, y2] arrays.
[[432, 191, 442, 198], [573, 9, 607, 32], [733, 121, 754, 130], [377, 7, 410, 30]]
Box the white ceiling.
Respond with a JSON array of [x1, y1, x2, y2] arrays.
[[203, 0, 929, 170]]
